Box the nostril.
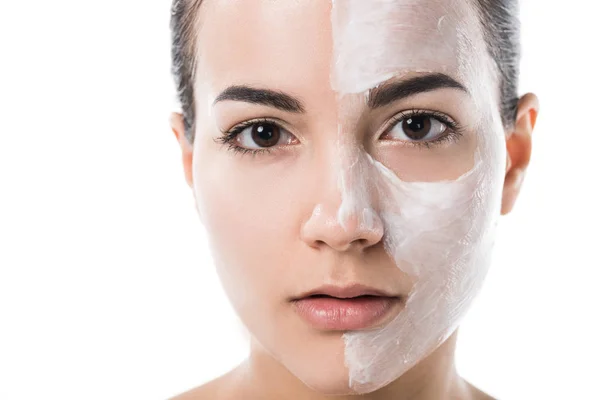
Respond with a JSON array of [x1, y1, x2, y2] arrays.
[[301, 204, 384, 251]]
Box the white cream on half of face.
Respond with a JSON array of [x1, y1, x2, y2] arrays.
[[327, 0, 508, 393]]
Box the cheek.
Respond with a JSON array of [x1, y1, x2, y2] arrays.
[[191, 148, 302, 307], [373, 131, 478, 183], [342, 122, 506, 391]]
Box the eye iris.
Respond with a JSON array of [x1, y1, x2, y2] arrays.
[[402, 116, 432, 140], [251, 123, 280, 147]]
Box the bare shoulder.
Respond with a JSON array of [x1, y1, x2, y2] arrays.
[[168, 380, 220, 400], [465, 381, 496, 400], [169, 366, 244, 400]]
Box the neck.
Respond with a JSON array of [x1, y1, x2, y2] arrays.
[[234, 330, 472, 400]]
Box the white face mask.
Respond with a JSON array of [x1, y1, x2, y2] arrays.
[[328, 0, 507, 392]]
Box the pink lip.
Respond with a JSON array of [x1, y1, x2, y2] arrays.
[[291, 284, 402, 331]]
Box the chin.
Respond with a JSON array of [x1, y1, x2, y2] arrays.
[[296, 366, 357, 396], [266, 329, 374, 396], [296, 363, 392, 396]]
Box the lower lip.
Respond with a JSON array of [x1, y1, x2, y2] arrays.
[[292, 295, 401, 331]]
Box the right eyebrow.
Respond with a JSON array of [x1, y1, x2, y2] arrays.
[[213, 85, 306, 113]]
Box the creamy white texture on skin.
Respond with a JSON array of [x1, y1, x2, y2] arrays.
[[327, 0, 507, 392]]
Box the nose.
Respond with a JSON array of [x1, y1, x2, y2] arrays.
[[300, 125, 385, 252], [301, 200, 384, 253]]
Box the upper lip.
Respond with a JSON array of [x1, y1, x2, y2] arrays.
[[292, 283, 398, 300]]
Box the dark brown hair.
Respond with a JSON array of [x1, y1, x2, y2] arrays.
[[170, 0, 521, 143]]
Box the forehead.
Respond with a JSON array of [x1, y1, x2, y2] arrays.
[[195, 0, 488, 98]]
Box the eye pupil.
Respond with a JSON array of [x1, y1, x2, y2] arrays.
[[402, 116, 431, 140], [252, 123, 280, 147]]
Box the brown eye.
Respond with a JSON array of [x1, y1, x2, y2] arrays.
[[385, 115, 448, 142], [251, 123, 280, 147], [235, 121, 296, 150], [402, 116, 432, 140]]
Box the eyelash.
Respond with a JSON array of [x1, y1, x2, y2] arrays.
[[215, 111, 464, 157], [215, 118, 279, 157], [383, 109, 464, 149]]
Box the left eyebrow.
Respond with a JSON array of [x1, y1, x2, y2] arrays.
[[367, 73, 468, 109]]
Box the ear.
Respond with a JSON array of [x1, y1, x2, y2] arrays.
[[170, 112, 194, 188], [501, 93, 540, 215]]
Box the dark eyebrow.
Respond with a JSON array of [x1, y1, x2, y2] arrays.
[[213, 85, 306, 113], [367, 73, 468, 109]]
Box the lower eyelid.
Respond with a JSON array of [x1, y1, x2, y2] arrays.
[[226, 123, 299, 153], [379, 127, 463, 149]]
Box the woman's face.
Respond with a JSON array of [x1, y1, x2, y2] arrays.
[[188, 0, 507, 394]]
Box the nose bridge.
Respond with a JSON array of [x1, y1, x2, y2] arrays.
[[301, 134, 384, 251], [336, 141, 376, 230]]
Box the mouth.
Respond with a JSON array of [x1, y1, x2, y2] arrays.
[[290, 284, 403, 331]]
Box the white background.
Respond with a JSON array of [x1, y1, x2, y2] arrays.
[[0, 1, 598, 399]]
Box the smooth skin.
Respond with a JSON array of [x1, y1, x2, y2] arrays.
[[169, 0, 539, 398], [168, 93, 538, 400]]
